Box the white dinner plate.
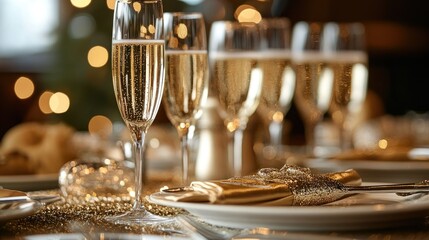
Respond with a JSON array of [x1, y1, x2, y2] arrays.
[[149, 190, 429, 231], [0, 174, 58, 191], [302, 158, 429, 183]]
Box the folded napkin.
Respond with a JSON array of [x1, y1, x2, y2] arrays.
[[161, 165, 361, 206]]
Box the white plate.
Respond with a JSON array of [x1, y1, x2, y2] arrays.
[[0, 174, 58, 191], [149, 191, 429, 231], [302, 158, 429, 183]]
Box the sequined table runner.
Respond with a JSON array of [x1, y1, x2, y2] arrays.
[[0, 180, 185, 238]]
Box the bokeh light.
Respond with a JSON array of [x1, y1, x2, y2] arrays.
[[149, 138, 160, 149], [14, 76, 35, 99], [236, 5, 262, 23], [49, 92, 70, 114], [238, 9, 262, 23], [70, 0, 91, 8], [378, 139, 388, 149], [133, 2, 141, 12], [88, 115, 113, 139], [68, 14, 96, 39], [87, 46, 109, 68], [234, 4, 255, 19], [39, 91, 54, 114], [106, 0, 115, 10]]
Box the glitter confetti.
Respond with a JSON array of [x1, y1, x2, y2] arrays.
[[0, 181, 184, 238]]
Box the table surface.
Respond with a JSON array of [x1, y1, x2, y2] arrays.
[[2, 178, 429, 240]]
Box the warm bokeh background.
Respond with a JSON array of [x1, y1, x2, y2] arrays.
[[1, 0, 428, 142]]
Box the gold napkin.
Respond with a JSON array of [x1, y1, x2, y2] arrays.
[[161, 165, 361, 206]]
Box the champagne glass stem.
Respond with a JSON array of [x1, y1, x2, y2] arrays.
[[133, 132, 146, 210], [177, 125, 195, 184], [304, 122, 316, 156], [339, 121, 352, 151], [269, 121, 283, 146], [231, 129, 244, 177], [180, 133, 191, 185]]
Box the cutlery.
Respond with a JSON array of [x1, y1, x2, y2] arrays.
[[0, 194, 61, 206], [176, 215, 355, 240], [163, 180, 429, 196]]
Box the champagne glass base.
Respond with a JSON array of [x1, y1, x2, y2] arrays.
[[105, 209, 172, 225]]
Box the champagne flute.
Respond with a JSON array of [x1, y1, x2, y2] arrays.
[[210, 21, 264, 177], [257, 18, 295, 147], [110, 0, 168, 224], [323, 22, 368, 151], [163, 12, 208, 184], [292, 22, 334, 156]]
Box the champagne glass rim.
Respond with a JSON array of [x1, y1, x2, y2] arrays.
[[126, 0, 163, 2], [212, 20, 258, 27], [115, 0, 163, 4], [164, 12, 204, 19]]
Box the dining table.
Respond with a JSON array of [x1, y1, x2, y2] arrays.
[[2, 168, 429, 240]]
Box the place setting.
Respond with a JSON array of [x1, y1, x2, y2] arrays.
[[149, 164, 429, 232]]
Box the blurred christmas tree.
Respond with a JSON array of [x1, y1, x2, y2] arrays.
[[42, 1, 118, 131]]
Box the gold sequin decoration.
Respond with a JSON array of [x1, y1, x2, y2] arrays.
[[0, 182, 185, 238]]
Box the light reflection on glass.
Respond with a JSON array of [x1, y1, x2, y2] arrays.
[[317, 67, 334, 111], [177, 23, 188, 39], [350, 62, 368, 112]]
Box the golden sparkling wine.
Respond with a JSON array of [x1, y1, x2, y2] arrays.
[[163, 50, 208, 126], [329, 51, 368, 117], [293, 52, 334, 123], [211, 52, 263, 131], [112, 39, 165, 130], [257, 51, 295, 122]]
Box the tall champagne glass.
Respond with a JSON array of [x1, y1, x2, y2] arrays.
[[257, 18, 295, 146], [110, 0, 168, 224], [323, 22, 368, 151], [292, 22, 334, 155], [210, 21, 264, 177], [163, 12, 208, 184]]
